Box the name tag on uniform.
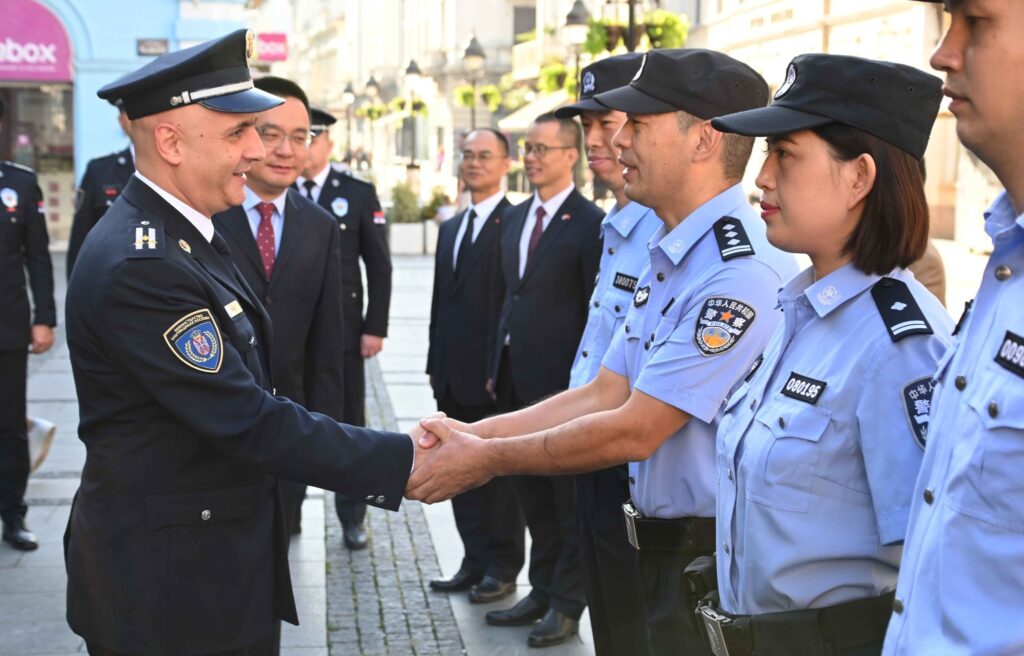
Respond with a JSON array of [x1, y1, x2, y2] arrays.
[[613, 272, 639, 293], [995, 330, 1024, 378], [780, 372, 827, 404], [224, 300, 243, 318]]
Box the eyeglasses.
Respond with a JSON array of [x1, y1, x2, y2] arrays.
[[460, 151, 497, 163], [257, 126, 313, 149], [522, 143, 574, 158]]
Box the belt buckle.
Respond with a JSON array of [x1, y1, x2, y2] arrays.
[[698, 604, 731, 656], [622, 502, 641, 550]]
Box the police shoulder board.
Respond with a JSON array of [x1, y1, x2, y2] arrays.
[[713, 217, 755, 261], [127, 217, 166, 259], [870, 277, 932, 342]]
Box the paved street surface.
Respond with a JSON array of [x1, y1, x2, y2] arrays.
[[2, 241, 986, 655]]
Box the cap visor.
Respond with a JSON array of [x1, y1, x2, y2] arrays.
[[199, 87, 284, 114], [594, 85, 677, 115], [712, 105, 832, 138], [554, 98, 606, 119]]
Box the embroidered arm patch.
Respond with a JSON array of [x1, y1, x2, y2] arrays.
[[694, 297, 756, 356], [164, 309, 223, 373], [902, 376, 934, 449]]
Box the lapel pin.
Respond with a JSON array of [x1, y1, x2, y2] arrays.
[[178, 239, 191, 254], [561, 213, 571, 221]]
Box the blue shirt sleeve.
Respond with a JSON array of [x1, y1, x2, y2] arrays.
[[601, 323, 629, 377]]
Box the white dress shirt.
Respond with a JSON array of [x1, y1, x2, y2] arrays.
[[133, 171, 214, 242], [242, 186, 286, 255], [452, 189, 505, 270], [519, 183, 574, 278], [294, 163, 331, 204]]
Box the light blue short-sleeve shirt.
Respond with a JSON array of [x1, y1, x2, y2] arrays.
[[569, 202, 661, 389], [884, 192, 1024, 655], [602, 184, 799, 519], [716, 264, 952, 616]]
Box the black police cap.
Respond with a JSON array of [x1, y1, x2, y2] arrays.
[[310, 107, 338, 134], [97, 29, 282, 120], [594, 49, 769, 119], [712, 54, 942, 159], [554, 53, 645, 118]]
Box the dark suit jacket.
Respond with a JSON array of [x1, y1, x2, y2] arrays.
[[427, 198, 510, 407], [492, 188, 603, 404], [67, 147, 135, 278], [310, 167, 392, 351], [64, 177, 411, 655], [214, 190, 345, 420], [0, 161, 55, 349]]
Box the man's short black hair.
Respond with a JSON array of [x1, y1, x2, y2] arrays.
[[533, 112, 581, 151], [466, 127, 510, 156], [253, 76, 311, 113]]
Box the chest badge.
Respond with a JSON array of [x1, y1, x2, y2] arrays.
[[995, 330, 1024, 378], [694, 297, 756, 356], [781, 372, 827, 404], [164, 309, 223, 374], [633, 285, 651, 308], [1, 187, 18, 211], [331, 197, 349, 217], [613, 272, 639, 294], [178, 239, 191, 254]]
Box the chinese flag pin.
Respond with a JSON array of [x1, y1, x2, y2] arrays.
[[561, 213, 571, 221]]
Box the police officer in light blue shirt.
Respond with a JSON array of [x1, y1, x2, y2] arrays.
[[555, 53, 661, 654], [699, 54, 953, 655], [884, 2, 1024, 653]]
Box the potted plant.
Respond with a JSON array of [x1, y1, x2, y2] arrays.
[[479, 85, 502, 112], [387, 182, 424, 254], [644, 9, 690, 49]]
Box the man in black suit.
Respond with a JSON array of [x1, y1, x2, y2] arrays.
[[296, 109, 392, 550], [426, 128, 523, 602], [66, 99, 135, 278], [214, 77, 345, 536], [65, 31, 432, 655], [485, 113, 603, 647], [0, 95, 56, 552]]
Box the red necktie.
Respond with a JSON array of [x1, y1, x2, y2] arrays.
[[526, 206, 546, 266], [255, 202, 276, 280]]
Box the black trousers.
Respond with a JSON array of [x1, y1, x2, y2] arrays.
[[0, 348, 29, 523], [87, 622, 281, 656], [577, 466, 650, 655], [335, 350, 367, 525], [496, 349, 586, 619], [639, 547, 711, 655], [438, 389, 524, 581]]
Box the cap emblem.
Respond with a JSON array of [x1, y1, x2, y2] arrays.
[[632, 54, 647, 82], [582, 71, 596, 95], [775, 63, 797, 99], [245, 30, 256, 60]]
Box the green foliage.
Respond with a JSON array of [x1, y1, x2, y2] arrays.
[[583, 19, 607, 55], [419, 186, 447, 221], [501, 85, 530, 112], [453, 85, 475, 108], [479, 85, 502, 112], [387, 182, 420, 224], [355, 103, 387, 120], [644, 10, 690, 49], [538, 63, 568, 94], [515, 30, 536, 43], [390, 97, 428, 116]]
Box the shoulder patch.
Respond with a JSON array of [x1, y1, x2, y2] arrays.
[[127, 220, 165, 259], [1, 160, 36, 176], [902, 376, 934, 449], [870, 278, 932, 342], [164, 309, 223, 373], [713, 217, 755, 261], [694, 297, 757, 355]]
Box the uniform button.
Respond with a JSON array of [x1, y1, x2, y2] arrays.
[[615, 305, 621, 312], [656, 272, 666, 282], [995, 265, 1012, 281], [608, 247, 615, 255], [594, 300, 600, 308], [778, 416, 786, 429], [376, 495, 385, 504], [750, 399, 756, 411], [954, 375, 967, 390], [723, 542, 730, 554], [513, 294, 520, 301], [650, 333, 655, 342], [629, 476, 635, 484], [923, 488, 935, 505], [989, 401, 999, 418], [351, 292, 358, 298], [265, 296, 273, 305], [582, 351, 589, 358], [201, 509, 211, 521], [727, 468, 734, 481], [364, 495, 374, 502], [249, 336, 256, 346], [624, 325, 630, 334], [892, 598, 904, 614], [644, 340, 651, 350]]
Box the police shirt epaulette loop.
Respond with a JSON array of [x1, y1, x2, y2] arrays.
[[0, 160, 37, 179], [127, 218, 166, 259], [713, 216, 755, 261], [870, 277, 932, 342]]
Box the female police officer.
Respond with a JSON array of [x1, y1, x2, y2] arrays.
[[692, 54, 954, 655]]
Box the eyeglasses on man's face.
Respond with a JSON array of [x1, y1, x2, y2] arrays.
[[460, 150, 498, 163], [257, 125, 313, 150], [522, 142, 573, 158]]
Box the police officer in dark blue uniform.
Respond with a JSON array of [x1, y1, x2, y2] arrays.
[[0, 95, 56, 553], [64, 31, 424, 656], [66, 98, 135, 278]]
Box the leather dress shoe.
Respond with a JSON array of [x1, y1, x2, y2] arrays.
[[486, 595, 547, 626], [2, 518, 39, 551], [469, 575, 516, 604], [528, 609, 579, 648], [429, 567, 482, 592], [342, 522, 369, 550]]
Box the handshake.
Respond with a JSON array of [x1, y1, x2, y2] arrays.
[[404, 413, 497, 504]]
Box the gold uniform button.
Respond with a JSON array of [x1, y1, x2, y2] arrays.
[[923, 488, 935, 505], [727, 469, 734, 481], [778, 416, 786, 429], [608, 247, 615, 255], [989, 402, 999, 418], [656, 272, 666, 282], [594, 300, 600, 308], [893, 598, 905, 614], [955, 375, 967, 391], [995, 265, 1012, 281], [201, 509, 211, 521], [582, 351, 589, 358]]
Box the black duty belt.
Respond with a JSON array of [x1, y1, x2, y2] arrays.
[[697, 591, 896, 656], [622, 502, 716, 553]]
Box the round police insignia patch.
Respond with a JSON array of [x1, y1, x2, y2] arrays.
[[582, 71, 596, 95], [332, 197, 349, 217], [1, 187, 18, 209], [694, 297, 756, 356], [164, 309, 223, 373]]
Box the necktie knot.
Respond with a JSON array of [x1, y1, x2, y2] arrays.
[[302, 180, 316, 199], [526, 205, 547, 265], [256, 202, 275, 222]]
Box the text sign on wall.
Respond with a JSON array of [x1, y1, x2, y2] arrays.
[[0, 0, 73, 82]]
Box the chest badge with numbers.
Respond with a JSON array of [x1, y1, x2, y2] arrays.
[[902, 377, 934, 449], [781, 372, 827, 405], [164, 309, 223, 373], [1, 187, 17, 211], [614, 272, 639, 293], [694, 297, 756, 355], [331, 197, 349, 217], [995, 330, 1024, 378], [633, 285, 650, 308]]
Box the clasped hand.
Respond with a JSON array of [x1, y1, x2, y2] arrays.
[[404, 415, 495, 504]]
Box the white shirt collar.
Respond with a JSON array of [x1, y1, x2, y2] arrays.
[[530, 183, 575, 219], [133, 170, 215, 242], [468, 189, 505, 221], [243, 186, 287, 218]]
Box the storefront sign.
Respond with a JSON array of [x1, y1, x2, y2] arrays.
[[0, 0, 73, 82], [256, 33, 288, 62], [137, 39, 169, 57]]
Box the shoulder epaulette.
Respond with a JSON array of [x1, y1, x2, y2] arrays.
[[0, 160, 37, 178], [713, 216, 755, 261], [870, 277, 933, 342], [126, 217, 166, 259]]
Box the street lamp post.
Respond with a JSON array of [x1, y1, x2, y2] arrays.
[[405, 59, 422, 168], [364, 75, 380, 159], [342, 81, 356, 159], [462, 34, 486, 130], [564, 0, 591, 100]]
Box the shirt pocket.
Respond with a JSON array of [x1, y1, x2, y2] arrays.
[[747, 399, 832, 512]]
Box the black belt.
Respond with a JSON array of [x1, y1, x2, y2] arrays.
[[697, 591, 895, 656], [622, 502, 716, 553]]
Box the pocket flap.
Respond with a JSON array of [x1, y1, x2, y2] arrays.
[[758, 402, 831, 442], [146, 485, 257, 532]]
